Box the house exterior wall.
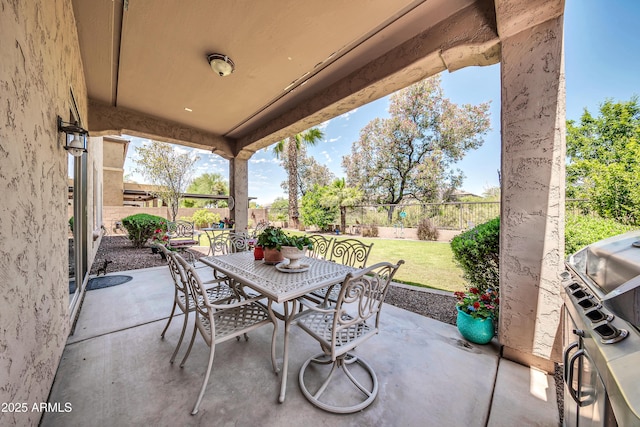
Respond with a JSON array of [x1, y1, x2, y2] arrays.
[[0, 0, 92, 425]]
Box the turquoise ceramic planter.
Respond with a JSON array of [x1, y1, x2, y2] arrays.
[[456, 306, 495, 344]]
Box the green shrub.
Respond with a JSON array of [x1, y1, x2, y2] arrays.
[[69, 216, 74, 232], [450, 217, 500, 294], [565, 214, 637, 256], [121, 213, 168, 248], [191, 209, 220, 228], [417, 218, 439, 241]]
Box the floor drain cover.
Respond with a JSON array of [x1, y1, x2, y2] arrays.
[[87, 275, 133, 291]]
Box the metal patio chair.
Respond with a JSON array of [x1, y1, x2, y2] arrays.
[[228, 231, 252, 252], [176, 255, 278, 415], [296, 260, 404, 413], [158, 245, 235, 364], [167, 220, 200, 264], [306, 234, 334, 260], [308, 238, 374, 305]]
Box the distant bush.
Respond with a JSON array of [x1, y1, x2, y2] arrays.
[[565, 214, 637, 256], [188, 209, 220, 228], [121, 213, 167, 248], [69, 217, 74, 232], [362, 225, 379, 238], [417, 218, 439, 241], [450, 217, 500, 294]]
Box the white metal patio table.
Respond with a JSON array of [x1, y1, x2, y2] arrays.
[[200, 251, 356, 403]]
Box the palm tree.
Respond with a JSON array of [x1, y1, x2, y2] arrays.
[[274, 128, 324, 229], [323, 178, 362, 233]]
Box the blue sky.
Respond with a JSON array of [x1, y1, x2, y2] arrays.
[[124, 0, 640, 206]]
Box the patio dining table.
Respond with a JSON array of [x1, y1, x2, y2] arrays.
[[199, 251, 356, 403]]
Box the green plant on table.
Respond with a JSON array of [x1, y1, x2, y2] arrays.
[[256, 226, 288, 250], [256, 226, 313, 251], [282, 234, 313, 251], [454, 287, 499, 320]]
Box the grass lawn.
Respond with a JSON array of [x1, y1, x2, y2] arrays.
[[291, 231, 466, 293], [197, 229, 467, 293]]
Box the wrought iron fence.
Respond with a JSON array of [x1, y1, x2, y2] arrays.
[[267, 199, 592, 231], [347, 202, 501, 230]]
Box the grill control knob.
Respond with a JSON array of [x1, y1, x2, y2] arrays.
[[573, 329, 585, 337]]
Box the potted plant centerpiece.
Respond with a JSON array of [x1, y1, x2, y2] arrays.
[[256, 226, 288, 264], [280, 234, 313, 269], [256, 226, 313, 267]]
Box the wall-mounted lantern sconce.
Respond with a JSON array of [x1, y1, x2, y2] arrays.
[[57, 116, 88, 157]]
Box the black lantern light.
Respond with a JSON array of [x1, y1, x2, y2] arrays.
[[57, 116, 88, 157]]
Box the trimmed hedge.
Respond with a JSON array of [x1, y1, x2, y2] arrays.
[[121, 213, 168, 248], [450, 217, 500, 294]]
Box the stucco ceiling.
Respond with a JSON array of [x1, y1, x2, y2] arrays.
[[71, 0, 563, 158]]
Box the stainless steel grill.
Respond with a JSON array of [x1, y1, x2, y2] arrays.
[[561, 231, 640, 426]]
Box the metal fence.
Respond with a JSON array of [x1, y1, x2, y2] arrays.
[[268, 199, 591, 231]]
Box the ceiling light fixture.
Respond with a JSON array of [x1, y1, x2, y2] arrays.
[[207, 53, 235, 77], [57, 116, 88, 157]]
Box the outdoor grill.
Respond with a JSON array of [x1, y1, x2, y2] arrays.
[[561, 231, 640, 426]]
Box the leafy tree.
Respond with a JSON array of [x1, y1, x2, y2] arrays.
[[268, 197, 290, 223], [566, 97, 640, 224], [182, 172, 229, 208], [482, 185, 500, 200], [300, 185, 338, 231], [274, 128, 324, 228], [320, 178, 362, 233], [342, 75, 490, 222], [278, 145, 335, 196], [134, 141, 199, 221]]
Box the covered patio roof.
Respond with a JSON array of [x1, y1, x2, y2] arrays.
[[73, 0, 561, 158]]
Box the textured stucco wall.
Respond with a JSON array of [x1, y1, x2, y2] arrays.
[[0, 0, 88, 425], [498, 15, 565, 372]]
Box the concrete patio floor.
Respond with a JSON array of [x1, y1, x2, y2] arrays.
[[42, 265, 559, 427]]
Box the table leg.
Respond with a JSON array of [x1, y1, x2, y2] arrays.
[[275, 299, 298, 403]]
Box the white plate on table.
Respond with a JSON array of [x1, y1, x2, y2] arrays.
[[275, 262, 310, 273]]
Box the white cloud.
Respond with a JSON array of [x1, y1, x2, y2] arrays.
[[249, 157, 279, 164], [328, 136, 341, 143], [321, 150, 333, 163], [338, 108, 359, 121]]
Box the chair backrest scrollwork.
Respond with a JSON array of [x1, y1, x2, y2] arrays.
[[167, 220, 195, 239], [329, 238, 373, 268], [307, 234, 334, 260]]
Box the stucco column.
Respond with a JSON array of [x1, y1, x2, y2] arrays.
[[499, 16, 565, 372], [229, 157, 249, 233]]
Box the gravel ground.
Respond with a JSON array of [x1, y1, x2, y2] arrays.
[[92, 235, 562, 423]]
